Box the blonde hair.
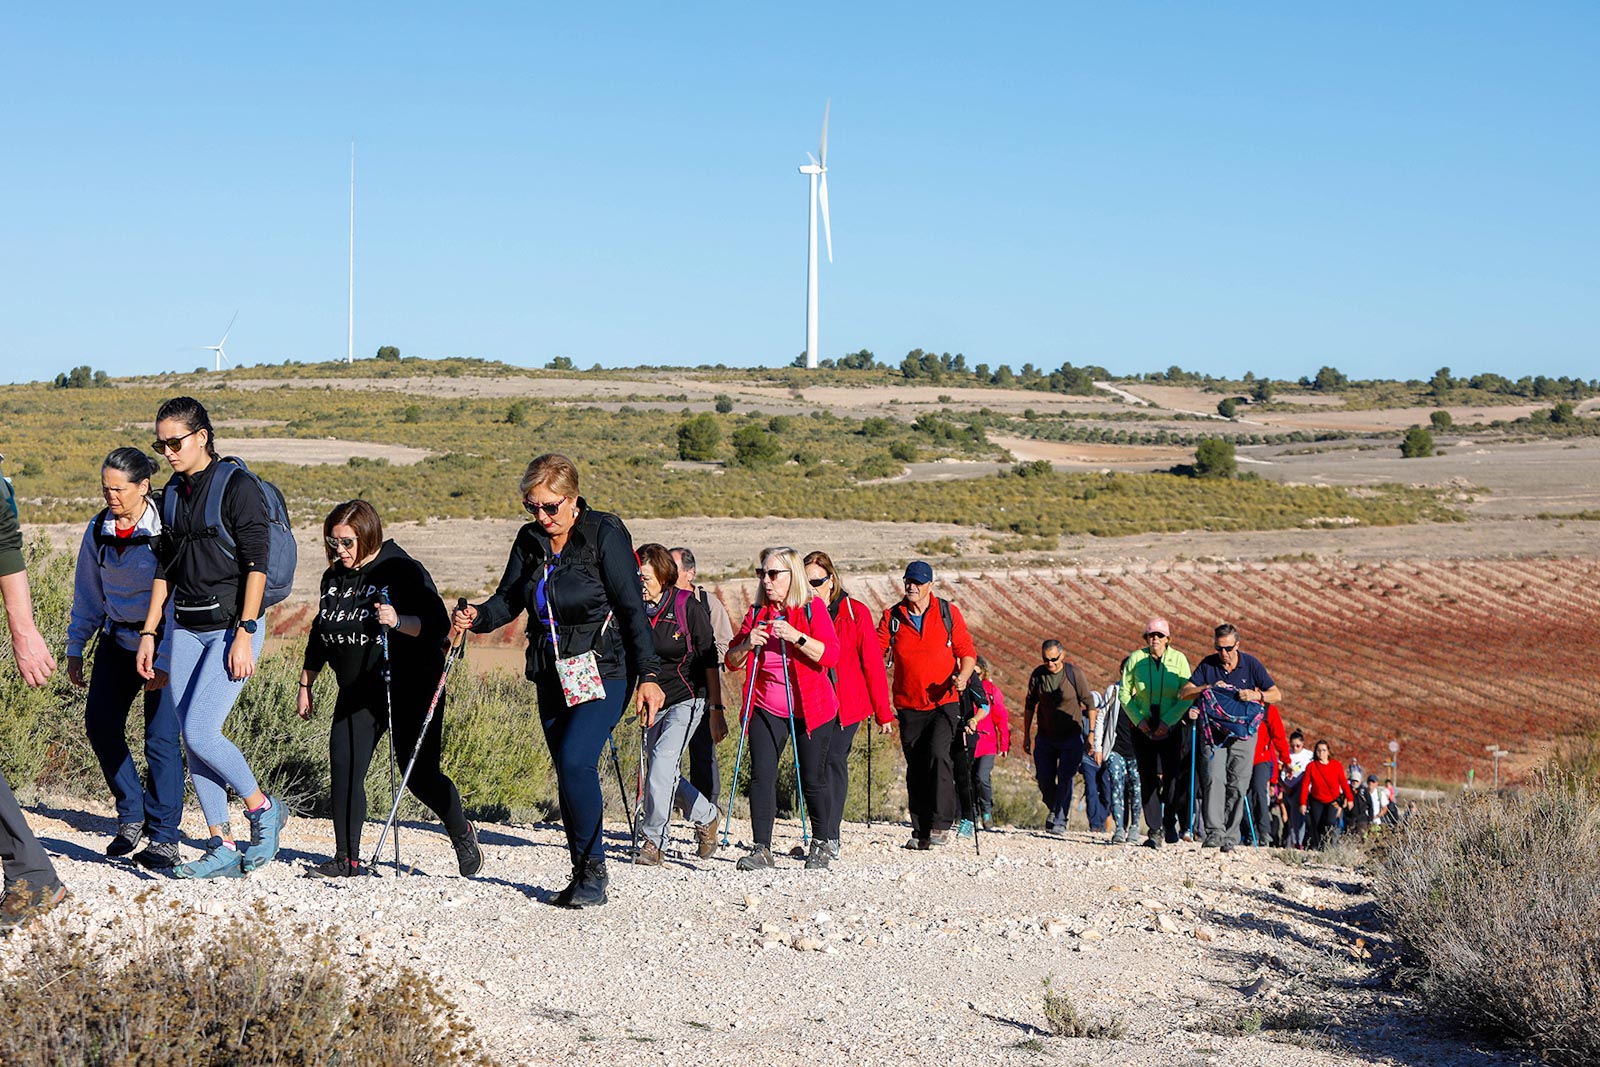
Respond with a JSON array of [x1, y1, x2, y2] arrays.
[[755, 546, 811, 611], [519, 453, 580, 499]]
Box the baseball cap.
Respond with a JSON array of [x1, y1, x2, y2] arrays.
[[1144, 617, 1170, 638], [903, 560, 934, 585]]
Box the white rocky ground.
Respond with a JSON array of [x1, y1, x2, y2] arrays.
[[12, 801, 1534, 1067]]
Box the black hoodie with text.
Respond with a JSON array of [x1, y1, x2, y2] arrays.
[[303, 540, 448, 693]]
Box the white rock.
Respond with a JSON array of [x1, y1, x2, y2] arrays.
[[1157, 914, 1181, 935]]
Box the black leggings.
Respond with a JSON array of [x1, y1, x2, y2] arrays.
[[1132, 726, 1193, 837], [329, 679, 466, 862], [1307, 797, 1342, 850], [820, 718, 861, 841], [746, 710, 834, 849]]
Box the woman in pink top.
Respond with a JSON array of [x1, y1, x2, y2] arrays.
[[803, 551, 890, 861], [969, 657, 1010, 826], [726, 547, 840, 871]]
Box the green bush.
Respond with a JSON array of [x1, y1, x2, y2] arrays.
[[713, 394, 734, 414], [676, 413, 722, 461], [1194, 437, 1237, 478], [730, 424, 783, 468], [1430, 409, 1453, 432], [888, 440, 918, 462], [1400, 425, 1434, 458], [1217, 397, 1238, 418]]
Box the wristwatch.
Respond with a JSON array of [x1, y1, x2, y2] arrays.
[[239, 618, 258, 635], [796, 634, 809, 648]]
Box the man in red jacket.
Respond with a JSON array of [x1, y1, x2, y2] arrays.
[[1247, 703, 1290, 846], [878, 561, 977, 850]]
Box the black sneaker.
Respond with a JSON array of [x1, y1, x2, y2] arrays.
[[1220, 841, 1236, 854], [106, 823, 144, 858], [804, 840, 831, 870], [1142, 833, 1163, 849], [304, 856, 364, 878], [132, 841, 180, 869], [450, 821, 483, 877], [902, 836, 930, 851], [736, 845, 776, 870]]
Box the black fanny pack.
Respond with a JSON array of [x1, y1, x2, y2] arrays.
[[173, 596, 232, 630]]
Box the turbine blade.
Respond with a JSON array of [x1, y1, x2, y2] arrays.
[[818, 172, 833, 263], [819, 99, 830, 166], [806, 151, 818, 167], [218, 308, 239, 348]]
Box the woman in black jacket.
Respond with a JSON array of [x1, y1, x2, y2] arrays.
[[298, 499, 480, 878], [451, 455, 663, 908]]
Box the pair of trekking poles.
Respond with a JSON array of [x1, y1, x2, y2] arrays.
[[1184, 720, 1263, 847]]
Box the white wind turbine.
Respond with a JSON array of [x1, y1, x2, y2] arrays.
[[798, 100, 833, 370], [201, 311, 238, 371]]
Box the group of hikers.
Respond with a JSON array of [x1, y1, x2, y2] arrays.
[[0, 394, 1391, 929]]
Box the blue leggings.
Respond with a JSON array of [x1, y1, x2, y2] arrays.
[[537, 675, 627, 868], [164, 624, 266, 829]]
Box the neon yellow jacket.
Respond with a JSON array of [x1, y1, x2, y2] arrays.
[[1120, 646, 1194, 728]]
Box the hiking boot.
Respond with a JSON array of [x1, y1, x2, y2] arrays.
[[928, 831, 951, 847], [106, 822, 145, 858], [1110, 830, 1128, 845], [561, 859, 609, 908], [824, 838, 841, 860], [1220, 841, 1236, 854], [635, 841, 664, 866], [694, 813, 720, 859], [956, 819, 975, 840], [736, 845, 776, 871], [303, 855, 366, 878], [450, 821, 483, 877], [804, 840, 832, 870], [132, 841, 181, 870], [1045, 825, 1065, 837], [553, 863, 583, 907], [241, 797, 287, 873], [1201, 836, 1221, 850], [0, 880, 68, 932], [982, 812, 994, 828], [902, 836, 930, 851], [1142, 833, 1163, 850], [174, 838, 245, 880]]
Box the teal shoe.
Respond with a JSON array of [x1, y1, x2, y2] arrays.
[[956, 818, 975, 839], [241, 797, 288, 872], [173, 838, 245, 880]]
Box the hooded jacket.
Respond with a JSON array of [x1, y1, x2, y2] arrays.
[[471, 500, 661, 686], [68, 500, 172, 671], [827, 595, 891, 728], [972, 679, 1011, 758], [304, 540, 449, 692]]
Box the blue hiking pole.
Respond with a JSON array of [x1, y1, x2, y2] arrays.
[[721, 609, 762, 847], [1187, 720, 1198, 841], [1242, 791, 1259, 847], [779, 637, 809, 848], [378, 588, 400, 872]]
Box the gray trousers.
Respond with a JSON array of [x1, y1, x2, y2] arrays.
[[0, 769, 61, 893], [1201, 728, 1258, 846], [640, 697, 717, 847]]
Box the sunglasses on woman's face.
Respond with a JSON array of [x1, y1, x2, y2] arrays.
[[759, 568, 788, 581], [152, 429, 200, 454], [524, 499, 563, 517], [808, 576, 829, 588], [326, 537, 358, 550]]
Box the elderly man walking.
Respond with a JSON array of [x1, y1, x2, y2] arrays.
[[1179, 623, 1282, 852], [878, 561, 976, 850], [1022, 639, 1095, 835]]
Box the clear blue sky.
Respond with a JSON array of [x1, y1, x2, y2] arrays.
[[2, 4, 1595, 385]]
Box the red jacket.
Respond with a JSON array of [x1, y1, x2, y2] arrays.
[[828, 596, 892, 728], [730, 601, 840, 736], [1253, 704, 1289, 770], [1301, 759, 1357, 806], [972, 679, 1011, 758], [877, 598, 978, 712]]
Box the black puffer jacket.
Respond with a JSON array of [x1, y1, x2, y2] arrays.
[[471, 499, 660, 686]]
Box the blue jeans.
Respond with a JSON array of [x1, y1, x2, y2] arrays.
[[1081, 749, 1113, 831], [85, 638, 183, 842], [1032, 732, 1084, 830], [537, 675, 628, 868]]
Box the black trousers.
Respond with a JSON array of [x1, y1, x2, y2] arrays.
[[1246, 761, 1273, 846], [1132, 725, 1194, 838], [746, 710, 833, 848], [819, 718, 861, 841], [899, 703, 960, 838], [0, 770, 60, 893], [953, 728, 978, 822], [1307, 797, 1342, 849], [688, 709, 720, 812], [329, 677, 465, 863]]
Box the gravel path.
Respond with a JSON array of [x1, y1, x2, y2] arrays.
[[18, 802, 1530, 1067]]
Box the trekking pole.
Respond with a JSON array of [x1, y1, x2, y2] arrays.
[[378, 588, 400, 872], [605, 734, 636, 840], [864, 717, 873, 829], [369, 599, 468, 871], [721, 608, 764, 847], [1187, 720, 1198, 841], [779, 637, 809, 848], [1242, 792, 1259, 847], [633, 708, 648, 856]]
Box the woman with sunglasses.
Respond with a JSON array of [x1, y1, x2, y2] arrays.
[[801, 551, 890, 860], [726, 547, 840, 870], [134, 397, 287, 879], [297, 500, 480, 878], [1119, 617, 1194, 849], [450, 455, 664, 908], [66, 447, 182, 869], [631, 542, 722, 866]]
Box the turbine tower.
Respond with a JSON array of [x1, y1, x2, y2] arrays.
[[798, 101, 832, 370], [348, 141, 355, 365], [203, 311, 238, 372]]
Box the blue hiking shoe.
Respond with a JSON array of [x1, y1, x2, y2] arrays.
[[173, 838, 245, 880], [241, 797, 288, 872], [956, 818, 975, 839]]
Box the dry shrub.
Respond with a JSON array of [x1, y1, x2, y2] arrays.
[[1375, 781, 1600, 1065], [0, 890, 496, 1066], [1040, 976, 1127, 1040]]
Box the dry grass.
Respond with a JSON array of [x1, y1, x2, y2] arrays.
[[0, 889, 496, 1066], [1040, 976, 1127, 1040], [1375, 780, 1600, 1065]]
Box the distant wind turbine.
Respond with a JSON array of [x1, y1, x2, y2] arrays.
[[199, 310, 239, 371], [348, 141, 355, 365], [798, 100, 833, 370]]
